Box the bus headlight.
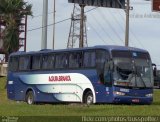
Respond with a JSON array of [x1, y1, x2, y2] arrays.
[[114, 91, 125, 96], [145, 93, 153, 97], [8, 81, 14, 85]]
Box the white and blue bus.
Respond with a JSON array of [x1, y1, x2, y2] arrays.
[[7, 45, 153, 105]]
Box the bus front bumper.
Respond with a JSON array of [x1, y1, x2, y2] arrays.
[[113, 96, 153, 104]]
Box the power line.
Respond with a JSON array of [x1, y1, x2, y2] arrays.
[[116, 1, 146, 48], [27, 7, 98, 32], [87, 21, 107, 45], [106, 9, 136, 47], [85, 7, 98, 13], [28, 17, 71, 32], [27, 3, 144, 48], [97, 9, 124, 45], [89, 12, 116, 44], [117, 1, 146, 49], [118, 11, 145, 49]]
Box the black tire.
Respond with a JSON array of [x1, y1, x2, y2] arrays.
[[84, 91, 93, 105], [26, 91, 34, 105]]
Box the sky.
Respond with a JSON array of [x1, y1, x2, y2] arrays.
[[25, 0, 160, 67]]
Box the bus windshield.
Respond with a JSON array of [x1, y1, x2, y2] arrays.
[[112, 52, 153, 88]]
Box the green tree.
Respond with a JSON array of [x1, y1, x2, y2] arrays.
[[0, 0, 32, 58]]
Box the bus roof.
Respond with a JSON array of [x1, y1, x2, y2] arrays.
[[10, 45, 148, 56]]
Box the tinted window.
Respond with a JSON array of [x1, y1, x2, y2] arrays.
[[83, 51, 96, 67], [31, 55, 41, 70], [42, 54, 55, 70], [19, 56, 30, 71], [134, 52, 150, 59], [9, 56, 19, 71], [96, 50, 109, 83], [96, 50, 108, 71], [112, 51, 131, 58], [55, 53, 68, 69], [112, 50, 150, 59], [69, 52, 83, 68]]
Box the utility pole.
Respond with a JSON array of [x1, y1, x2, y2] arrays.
[[79, 4, 85, 48], [53, 0, 56, 50], [125, 0, 130, 47], [41, 0, 48, 49]]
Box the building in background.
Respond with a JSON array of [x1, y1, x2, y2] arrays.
[[0, 14, 28, 76]]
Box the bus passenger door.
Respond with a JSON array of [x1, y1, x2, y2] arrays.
[[96, 60, 114, 103], [103, 60, 114, 103], [96, 50, 113, 103]]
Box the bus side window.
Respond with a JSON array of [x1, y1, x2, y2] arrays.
[[31, 55, 41, 70], [55, 53, 68, 69], [69, 52, 82, 68], [83, 51, 96, 68], [9, 57, 19, 71], [19, 56, 30, 71], [42, 55, 55, 70]]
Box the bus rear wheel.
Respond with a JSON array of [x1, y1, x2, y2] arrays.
[[26, 91, 34, 105], [84, 91, 93, 105]]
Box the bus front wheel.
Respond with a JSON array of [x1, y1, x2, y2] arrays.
[[26, 91, 34, 105], [84, 91, 93, 105]]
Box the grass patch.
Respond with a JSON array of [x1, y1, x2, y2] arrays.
[[0, 77, 160, 116]]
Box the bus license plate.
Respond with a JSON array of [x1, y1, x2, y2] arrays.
[[132, 99, 140, 103]]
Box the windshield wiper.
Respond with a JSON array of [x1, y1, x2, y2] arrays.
[[138, 73, 147, 87], [127, 70, 136, 86], [127, 69, 146, 88], [135, 67, 147, 88], [128, 67, 148, 88]]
